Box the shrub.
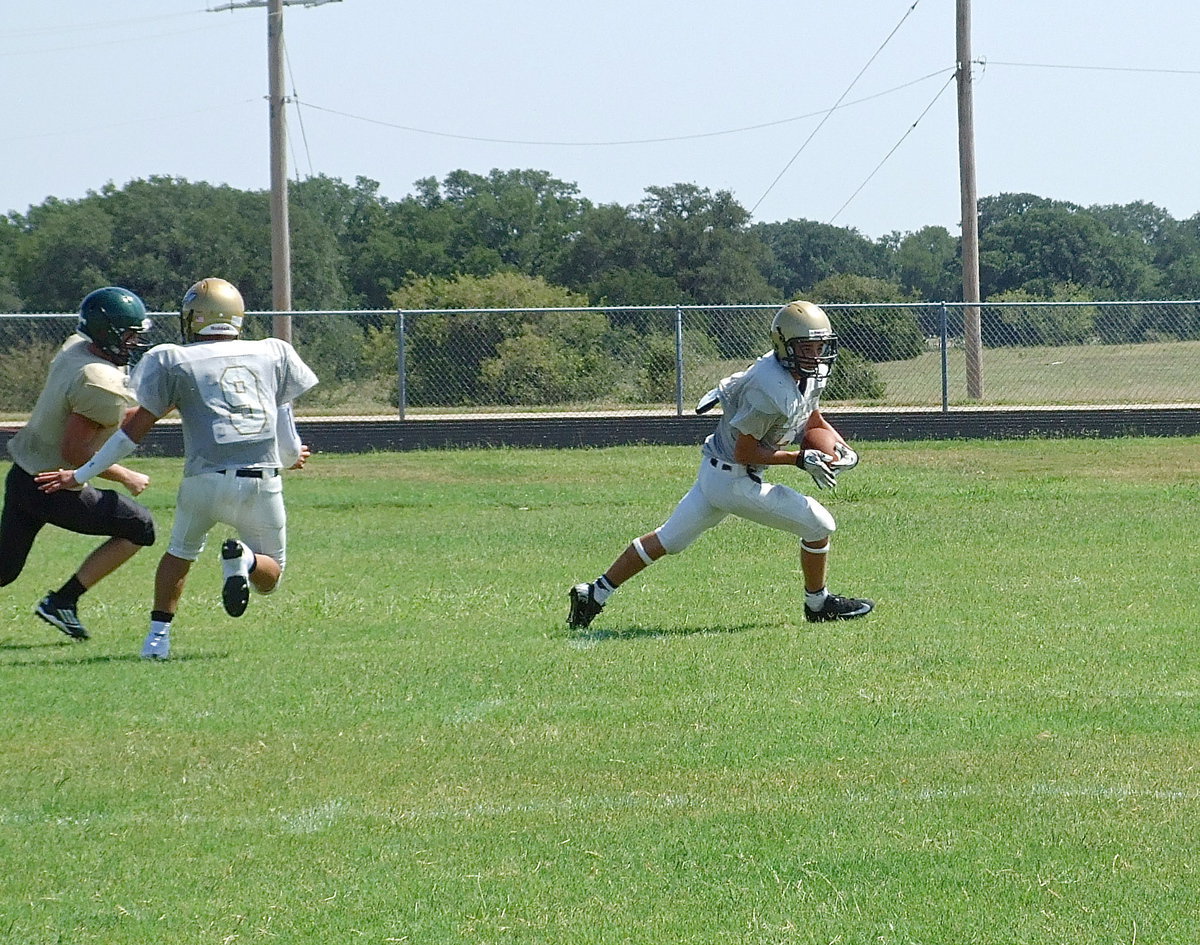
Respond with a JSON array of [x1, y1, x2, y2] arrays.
[[825, 348, 884, 401], [984, 286, 1098, 347], [0, 336, 58, 413]]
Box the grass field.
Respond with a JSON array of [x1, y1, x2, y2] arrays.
[[871, 339, 1200, 407], [3, 439, 1200, 944]]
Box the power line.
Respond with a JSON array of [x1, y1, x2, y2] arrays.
[[4, 11, 201, 37], [749, 0, 924, 216], [985, 59, 1200, 76], [8, 99, 260, 143], [284, 38, 316, 178], [827, 72, 957, 226], [292, 68, 954, 148]]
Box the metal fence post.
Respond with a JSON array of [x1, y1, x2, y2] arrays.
[[396, 309, 407, 421], [674, 305, 685, 417], [939, 302, 949, 413]]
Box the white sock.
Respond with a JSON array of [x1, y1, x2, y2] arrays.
[[593, 575, 616, 604], [805, 587, 828, 609], [223, 542, 254, 580]]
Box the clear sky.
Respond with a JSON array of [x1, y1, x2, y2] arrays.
[[4, 1, 1198, 240]]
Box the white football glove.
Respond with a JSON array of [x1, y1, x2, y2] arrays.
[[830, 444, 859, 472], [798, 449, 837, 490]]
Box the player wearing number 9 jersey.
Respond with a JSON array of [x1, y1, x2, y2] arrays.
[[34, 278, 318, 659]]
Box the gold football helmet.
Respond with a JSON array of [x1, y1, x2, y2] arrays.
[[770, 300, 838, 379], [180, 277, 245, 343]]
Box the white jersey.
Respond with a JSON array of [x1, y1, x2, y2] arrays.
[[701, 352, 825, 472], [131, 338, 318, 477]]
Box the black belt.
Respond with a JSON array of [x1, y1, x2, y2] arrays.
[[709, 457, 762, 484], [231, 468, 280, 478]]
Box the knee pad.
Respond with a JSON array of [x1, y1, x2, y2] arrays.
[[130, 513, 156, 548], [803, 504, 836, 543]]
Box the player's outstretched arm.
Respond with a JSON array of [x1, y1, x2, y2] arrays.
[[35, 406, 161, 494]]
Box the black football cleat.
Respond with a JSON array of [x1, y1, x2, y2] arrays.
[[804, 593, 874, 622], [35, 593, 89, 640], [568, 583, 604, 630]]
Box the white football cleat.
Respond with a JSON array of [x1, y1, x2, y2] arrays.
[[220, 539, 252, 617], [141, 627, 170, 660]]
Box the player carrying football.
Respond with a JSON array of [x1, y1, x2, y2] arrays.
[[567, 300, 873, 630]]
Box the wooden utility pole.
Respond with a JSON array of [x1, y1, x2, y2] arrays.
[[956, 0, 983, 399], [209, 0, 342, 341], [266, 0, 292, 341]]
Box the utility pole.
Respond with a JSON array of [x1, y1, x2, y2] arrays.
[[956, 0, 983, 399], [209, 0, 342, 342]]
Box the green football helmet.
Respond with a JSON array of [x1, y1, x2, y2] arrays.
[[180, 277, 245, 343], [77, 287, 151, 365], [770, 300, 838, 380]]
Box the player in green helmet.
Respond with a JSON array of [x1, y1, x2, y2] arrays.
[[2, 287, 156, 640]]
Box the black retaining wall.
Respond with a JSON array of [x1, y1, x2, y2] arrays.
[[3, 408, 1198, 457]]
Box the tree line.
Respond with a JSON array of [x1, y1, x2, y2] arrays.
[[2, 171, 1198, 409], [3, 170, 1198, 315]]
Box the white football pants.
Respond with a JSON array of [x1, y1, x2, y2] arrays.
[[654, 456, 835, 554], [167, 470, 288, 567]]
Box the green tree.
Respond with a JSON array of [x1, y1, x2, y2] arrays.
[[437, 168, 589, 277], [895, 225, 959, 301], [984, 284, 1098, 346], [825, 348, 884, 401], [752, 219, 894, 296], [6, 177, 346, 313], [977, 192, 1056, 230], [1088, 200, 1176, 249], [807, 273, 925, 362], [553, 203, 675, 304], [387, 271, 605, 406], [341, 177, 459, 308], [978, 196, 1159, 300], [0, 215, 24, 311], [634, 184, 774, 305], [10, 198, 114, 310], [1150, 213, 1200, 300]]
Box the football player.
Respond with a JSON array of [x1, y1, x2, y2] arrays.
[[567, 300, 872, 630], [36, 278, 317, 659], [1, 287, 155, 640]]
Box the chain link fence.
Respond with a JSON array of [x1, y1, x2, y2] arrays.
[[2, 301, 1199, 421]]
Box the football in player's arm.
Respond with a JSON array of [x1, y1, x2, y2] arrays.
[[567, 300, 871, 632]]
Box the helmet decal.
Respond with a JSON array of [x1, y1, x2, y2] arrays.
[[180, 278, 245, 343]]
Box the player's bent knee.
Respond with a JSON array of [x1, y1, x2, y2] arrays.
[[632, 535, 667, 565], [133, 521, 156, 547], [124, 512, 156, 547], [802, 505, 836, 543]]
